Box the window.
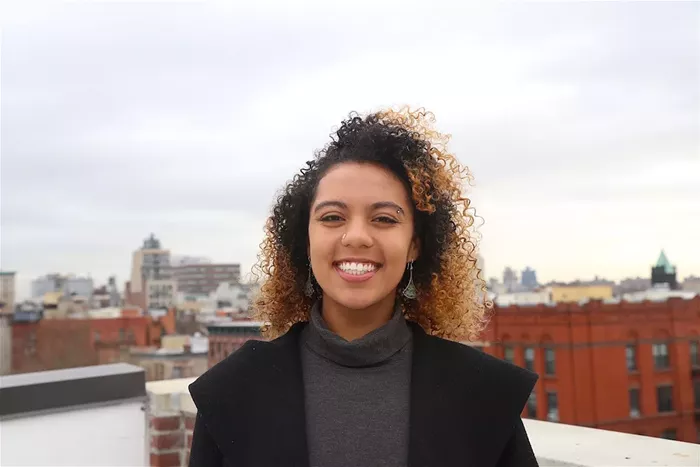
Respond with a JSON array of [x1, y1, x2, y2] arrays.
[[657, 385, 674, 413], [118, 329, 125, 341], [660, 429, 677, 440], [625, 344, 638, 372], [504, 346, 514, 363], [93, 331, 101, 343], [652, 343, 670, 370], [545, 347, 556, 375], [526, 392, 537, 418], [524, 347, 535, 372], [629, 388, 641, 418], [172, 367, 183, 379], [691, 340, 699, 367], [546, 391, 559, 422]]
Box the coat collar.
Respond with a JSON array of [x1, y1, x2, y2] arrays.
[[190, 321, 537, 467]]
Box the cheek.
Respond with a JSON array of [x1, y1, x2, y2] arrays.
[[383, 235, 414, 266], [308, 225, 332, 259]]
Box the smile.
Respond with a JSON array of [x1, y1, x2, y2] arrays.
[[333, 261, 381, 282]]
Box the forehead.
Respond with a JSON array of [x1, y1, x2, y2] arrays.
[[314, 163, 410, 206]]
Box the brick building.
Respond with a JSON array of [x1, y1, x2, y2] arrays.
[[479, 297, 700, 443], [10, 309, 178, 374], [207, 321, 263, 367], [173, 263, 241, 295]]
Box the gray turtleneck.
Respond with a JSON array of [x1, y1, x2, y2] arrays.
[[301, 303, 413, 467]]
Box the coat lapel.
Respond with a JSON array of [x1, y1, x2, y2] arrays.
[[189, 323, 310, 467], [407, 322, 538, 467]]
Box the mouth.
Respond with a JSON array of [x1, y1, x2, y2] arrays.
[[333, 260, 381, 282]]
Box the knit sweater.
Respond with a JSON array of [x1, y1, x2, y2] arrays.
[[300, 303, 413, 467]]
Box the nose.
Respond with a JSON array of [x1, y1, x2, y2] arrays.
[[342, 219, 373, 248]]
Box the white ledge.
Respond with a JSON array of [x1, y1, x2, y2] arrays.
[[525, 419, 700, 466]]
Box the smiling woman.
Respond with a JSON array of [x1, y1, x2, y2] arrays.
[[254, 108, 490, 341], [188, 108, 540, 467]]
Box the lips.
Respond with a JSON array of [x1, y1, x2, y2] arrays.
[[335, 261, 379, 275]]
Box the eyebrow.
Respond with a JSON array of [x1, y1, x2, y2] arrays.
[[313, 200, 406, 215]]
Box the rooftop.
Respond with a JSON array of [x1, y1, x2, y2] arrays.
[[2, 365, 698, 466]]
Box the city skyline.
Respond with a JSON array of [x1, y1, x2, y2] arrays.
[[2, 2, 699, 300]]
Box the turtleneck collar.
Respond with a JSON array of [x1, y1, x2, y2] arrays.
[[302, 301, 412, 368]]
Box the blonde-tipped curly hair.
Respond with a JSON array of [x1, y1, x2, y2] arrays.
[[252, 107, 490, 341]]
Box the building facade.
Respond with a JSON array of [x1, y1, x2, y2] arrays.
[[9, 309, 178, 374], [127, 234, 176, 310], [173, 263, 241, 295], [0, 314, 11, 375], [129, 347, 208, 381], [0, 271, 16, 314], [31, 274, 94, 300], [478, 297, 700, 443], [683, 277, 700, 295], [207, 321, 264, 367], [548, 284, 614, 303]]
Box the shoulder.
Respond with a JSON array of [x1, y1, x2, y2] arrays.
[[410, 322, 537, 410], [188, 322, 306, 414], [431, 332, 536, 386]]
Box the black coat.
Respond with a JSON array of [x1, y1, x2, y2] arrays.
[[189, 321, 539, 467]]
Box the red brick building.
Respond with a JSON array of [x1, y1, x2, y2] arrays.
[[11, 309, 178, 373], [206, 321, 263, 367], [479, 297, 700, 443]]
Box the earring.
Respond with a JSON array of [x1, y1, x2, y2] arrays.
[[402, 261, 417, 300], [304, 263, 315, 298]]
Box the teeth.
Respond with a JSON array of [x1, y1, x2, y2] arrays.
[[337, 262, 377, 275]]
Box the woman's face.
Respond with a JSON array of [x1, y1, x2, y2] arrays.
[[308, 162, 419, 310]]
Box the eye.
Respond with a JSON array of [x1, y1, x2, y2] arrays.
[[374, 216, 399, 224], [320, 214, 344, 222]]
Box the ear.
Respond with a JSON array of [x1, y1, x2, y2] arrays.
[[408, 236, 420, 263]]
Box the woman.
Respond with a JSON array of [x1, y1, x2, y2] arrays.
[[189, 108, 539, 467]]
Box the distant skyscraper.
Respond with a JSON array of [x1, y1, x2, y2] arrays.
[[651, 250, 678, 290], [503, 267, 518, 292], [521, 267, 538, 290], [127, 234, 176, 310]]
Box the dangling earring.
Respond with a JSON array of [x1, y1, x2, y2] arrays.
[[402, 261, 417, 300], [304, 262, 315, 298]]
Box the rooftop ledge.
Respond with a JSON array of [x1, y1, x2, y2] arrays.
[[525, 419, 699, 466], [0, 363, 146, 419]]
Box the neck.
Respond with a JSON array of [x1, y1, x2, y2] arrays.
[[320, 292, 397, 341]]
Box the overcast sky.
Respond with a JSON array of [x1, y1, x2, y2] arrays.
[[1, 1, 699, 299]]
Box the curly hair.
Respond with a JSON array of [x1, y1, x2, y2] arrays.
[[252, 107, 490, 341]]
